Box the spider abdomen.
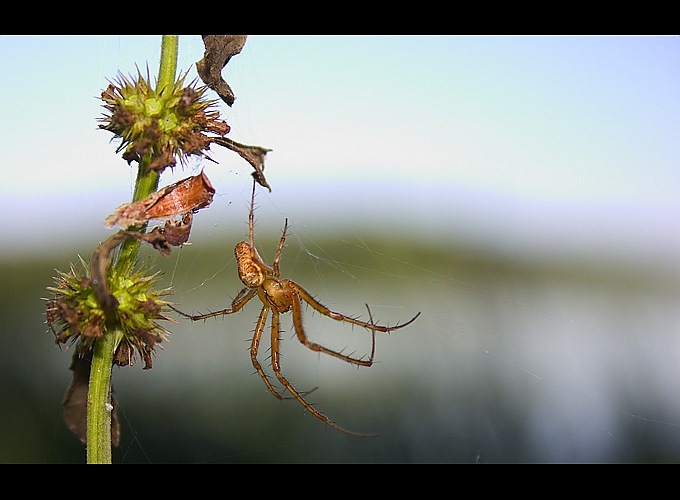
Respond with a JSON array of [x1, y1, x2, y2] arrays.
[[235, 241, 265, 288]]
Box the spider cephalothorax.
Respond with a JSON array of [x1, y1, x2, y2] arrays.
[[172, 182, 420, 436]]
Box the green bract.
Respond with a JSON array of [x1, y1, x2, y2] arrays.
[[99, 70, 229, 173], [46, 257, 172, 369]]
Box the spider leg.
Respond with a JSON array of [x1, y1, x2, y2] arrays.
[[250, 305, 287, 399], [284, 279, 421, 332], [170, 287, 256, 321], [250, 305, 316, 400], [272, 219, 287, 278], [270, 309, 376, 437], [290, 292, 375, 367], [364, 304, 377, 365], [248, 180, 256, 250]]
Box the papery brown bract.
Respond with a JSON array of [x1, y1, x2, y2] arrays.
[[105, 171, 215, 229], [145, 171, 214, 219]]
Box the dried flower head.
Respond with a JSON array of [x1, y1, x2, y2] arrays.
[[99, 69, 230, 173], [46, 257, 173, 369]]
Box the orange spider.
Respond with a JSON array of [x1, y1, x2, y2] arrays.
[[172, 182, 420, 436]]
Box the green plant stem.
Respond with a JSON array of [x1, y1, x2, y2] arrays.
[[158, 35, 179, 95], [115, 155, 158, 267], [86, 327, 124, 464], [117, 34, 178, 269], [86, 35, 178, 464]]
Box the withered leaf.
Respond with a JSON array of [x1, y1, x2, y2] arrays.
[[162, 212, 193, 247], [196, 35, 247, 107], [130, 227, 173, 257], [105, 171, 215, 229], [91, 229, 173, 314], [90, 231, 127, 313], [212, 136, 272, 191]]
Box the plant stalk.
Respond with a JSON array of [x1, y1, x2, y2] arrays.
[[116, 34, 178, 269], [86, 35, 178, 464], [86, 327, 124, 464]]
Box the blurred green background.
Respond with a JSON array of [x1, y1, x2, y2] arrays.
[[3, 224, 680, 462]]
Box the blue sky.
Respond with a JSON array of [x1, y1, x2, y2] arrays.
[[1, 35, 679, 264]]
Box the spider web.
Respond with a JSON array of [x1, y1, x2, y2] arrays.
[[138, 178, 680, 464]]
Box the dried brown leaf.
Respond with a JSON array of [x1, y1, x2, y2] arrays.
[[62, 351, 121, 447], [212, 136, 272, 191], [196, 35, 247, 107], [105, 171, 215, 229]]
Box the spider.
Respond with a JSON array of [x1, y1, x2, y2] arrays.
[[172, 182, 420, 436]]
